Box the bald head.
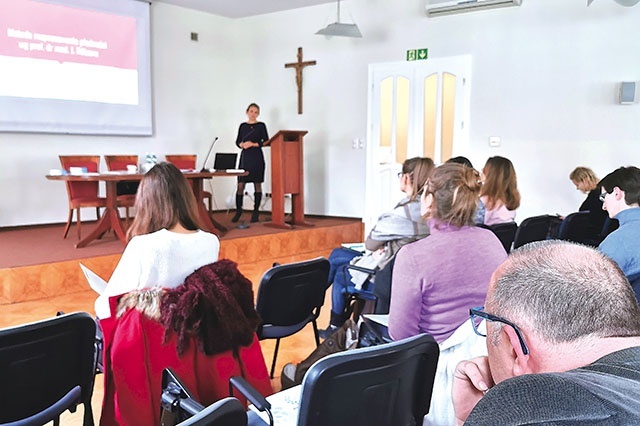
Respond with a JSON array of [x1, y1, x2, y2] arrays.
[[487, 240, 640, 344]]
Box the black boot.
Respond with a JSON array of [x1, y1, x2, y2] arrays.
[[251, 192, 262, 223], [232, 193, 243, 223]]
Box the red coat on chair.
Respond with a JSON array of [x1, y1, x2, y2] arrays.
[[99, 260, 273, 426]]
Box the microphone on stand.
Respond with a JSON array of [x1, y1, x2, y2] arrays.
[[200, 137, 219, 172]]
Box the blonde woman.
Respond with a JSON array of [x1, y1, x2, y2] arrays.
[[569, 166, 608, 240]]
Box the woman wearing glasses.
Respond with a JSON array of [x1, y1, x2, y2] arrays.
[[388, 162, 507, 425], [320, 157, 434, 336]]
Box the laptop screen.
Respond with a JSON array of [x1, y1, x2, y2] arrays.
[[213, 153, 237, 171]]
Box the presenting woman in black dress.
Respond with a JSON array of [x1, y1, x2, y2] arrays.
[[232, 103, 269, 223]]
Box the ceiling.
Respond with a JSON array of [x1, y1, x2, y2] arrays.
[[152, 0, 337, 18]]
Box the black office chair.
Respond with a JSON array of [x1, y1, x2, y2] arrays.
[[482, 222, 518, 253], [513, 215, 562, 250], [0, 312, 97, 426], [160, 368, 248, 426], [255, 257, 331, 378], [600, 217, 619, 241], [233, 333, 440, 426], [342, 255, 397, 319], [557, 211, 599, 246]]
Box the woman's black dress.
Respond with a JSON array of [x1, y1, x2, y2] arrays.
[[579, 189, 609, 241], [235, 121, 268, 183]]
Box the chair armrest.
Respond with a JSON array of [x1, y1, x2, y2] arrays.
[[343, 245, 366, 254], [229, 376, 273, 426], [345, 264, 377, 274]]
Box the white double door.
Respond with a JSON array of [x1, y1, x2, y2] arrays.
[[364, 55, 471, 231]]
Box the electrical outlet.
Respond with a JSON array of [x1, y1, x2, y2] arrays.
[[489, 136, 501, 147]]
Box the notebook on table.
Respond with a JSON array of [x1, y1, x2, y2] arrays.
[[212, 153, 238, 171]]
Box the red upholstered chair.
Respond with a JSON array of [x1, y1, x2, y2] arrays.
[[99, 260, 273, 426], [104, 155, 139, 223], [165, 154, 213, 212], [58, 155, 106, 239]]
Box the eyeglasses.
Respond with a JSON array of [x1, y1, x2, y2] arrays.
[[599, 191, 610, 202], [397, 172, 404, 178], [469, 306, 529, 355]]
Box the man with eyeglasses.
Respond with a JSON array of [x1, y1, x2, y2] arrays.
[[597, 166, 640, 302], [452, 240, 640, 425]]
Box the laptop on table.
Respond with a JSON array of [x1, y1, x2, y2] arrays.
[[212, 153, 238, 172]]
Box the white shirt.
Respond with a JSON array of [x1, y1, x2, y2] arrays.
[[95, 228, 220, 318]]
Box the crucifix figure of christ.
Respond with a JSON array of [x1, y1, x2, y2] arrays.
[[284, 47, 317, 114]]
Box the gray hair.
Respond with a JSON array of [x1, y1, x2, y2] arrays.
[[488, 240, 640, 343]]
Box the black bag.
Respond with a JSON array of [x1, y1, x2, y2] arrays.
[[357, 318, 388, 348]]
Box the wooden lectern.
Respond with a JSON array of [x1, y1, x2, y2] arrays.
[[264, 130, 312, 229]]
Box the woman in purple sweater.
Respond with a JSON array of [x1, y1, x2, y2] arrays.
[[388, 162, 507, 344]]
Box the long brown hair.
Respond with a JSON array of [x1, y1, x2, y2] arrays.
[[426, 162, 482, 227], [403, 157, 435, 201], [481, 156, 520, 211], [127, 162, 203, 240]]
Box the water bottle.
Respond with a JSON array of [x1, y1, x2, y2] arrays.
[[142, 152, 156, 173]]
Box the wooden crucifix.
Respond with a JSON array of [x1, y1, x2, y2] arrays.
[[285, 47, 316, 114]]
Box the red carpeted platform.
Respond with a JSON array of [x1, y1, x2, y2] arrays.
[[0, 212, 363, 305]]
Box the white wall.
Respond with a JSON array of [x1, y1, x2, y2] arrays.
[[1, 0, 639, 227]]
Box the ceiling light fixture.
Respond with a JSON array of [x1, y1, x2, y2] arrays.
[[315, 0, 362, 38]]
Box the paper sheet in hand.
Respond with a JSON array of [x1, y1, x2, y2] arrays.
[[79, 263, 107, 295]]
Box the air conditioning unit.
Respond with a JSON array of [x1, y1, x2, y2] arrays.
[[426, 0, 523, 17]]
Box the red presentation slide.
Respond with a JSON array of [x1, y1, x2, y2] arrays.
[[0, 0, 139, 105]]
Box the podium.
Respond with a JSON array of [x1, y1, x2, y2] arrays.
[[265, 130, 312, 229]]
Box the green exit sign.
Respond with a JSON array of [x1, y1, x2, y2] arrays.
[[406, 48, 428, 61]]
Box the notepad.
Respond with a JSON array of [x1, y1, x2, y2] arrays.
[[79, 263, 107, 295], [249, 385, 301, 426]]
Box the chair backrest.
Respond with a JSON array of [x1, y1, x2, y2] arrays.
[[297, 333, 440, 426], [256, 258, 330, 332], [558, 211, 595, 245], [486, 222, 518, 253], [600, 217, 619, 240], [105, 155, 140, 196], [59, 155, 101, 200], [0, 312, 97, 424], [371, 255, 396, 314], [513, 215, 561, 250], [166, 154, 197, 170], [104, 155, 138, 171]]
